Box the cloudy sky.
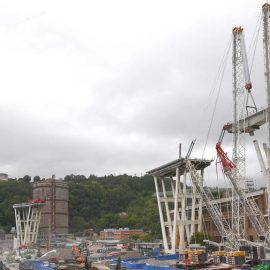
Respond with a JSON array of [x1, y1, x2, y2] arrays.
[[0, 0, 269, 185]]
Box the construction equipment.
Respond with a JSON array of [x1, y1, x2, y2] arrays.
[[72, 242, 89, 268], [231, 26, 258, 236], [216, 128, 270, 248], [186, 160, 239, 250]]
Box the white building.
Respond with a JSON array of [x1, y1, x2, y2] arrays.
[[0, 173, 8, 180]]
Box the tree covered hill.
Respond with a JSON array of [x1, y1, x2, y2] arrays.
[[0, 174, 161, 238], [0, 180, 32, 232]]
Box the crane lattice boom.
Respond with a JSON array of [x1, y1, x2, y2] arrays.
[[216, 144, 270, 247], [186, 160, 239, 250]]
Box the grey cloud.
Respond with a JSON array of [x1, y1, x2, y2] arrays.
[[0, 0, 268, 187]]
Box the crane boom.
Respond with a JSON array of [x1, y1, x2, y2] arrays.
[[186, 160, 239, 250], [237, 28, 252, 91], [216, 143, 270, 247]]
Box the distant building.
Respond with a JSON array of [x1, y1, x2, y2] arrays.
[[100, 228, 144, 240], [5, 234, 14, 241], [84, 228, 99, 241], [0, 173, 8, 181], [33, 176, 69, 240]]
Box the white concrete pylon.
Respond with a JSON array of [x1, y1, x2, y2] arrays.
[[152, 162, 203, 253], [13, 202, 45, 247]]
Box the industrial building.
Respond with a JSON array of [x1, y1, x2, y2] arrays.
[[100, 228, 144, 240], [33, 176, 69, 240]]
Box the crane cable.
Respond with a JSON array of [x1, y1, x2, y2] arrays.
[[202, 36, 232, 158], [248, 11, 262, 74]]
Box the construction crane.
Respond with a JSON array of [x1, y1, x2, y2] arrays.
[[262, 3, 270, 227], [186, 160, 239, 250], [216, 128, 270, 248], [231, 26, 257, 190], [224, 5, 270, 230], [231, 27, 257, 236]]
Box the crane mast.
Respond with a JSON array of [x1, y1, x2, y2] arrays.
[[232, 27, 248, 237], [186, 5, 270, 251], [231, 26, 257, 236], [262, 3, 270, 227]]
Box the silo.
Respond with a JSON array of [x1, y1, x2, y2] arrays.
[[33, 176, 68, 240]]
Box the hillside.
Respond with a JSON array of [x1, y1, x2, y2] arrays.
[[0, 174, 161, 238]]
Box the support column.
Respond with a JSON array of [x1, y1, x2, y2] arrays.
[[171, 176, 185, 250], [154, 176, 169, 251], [172, 168, 180, 253], [13, 203, 44, 247], [35, 210, 42, 243], [161, 178, 173, 240], [14, 209, 19, 244], [180, 170, 186, 250], [190, 172, 196, 237], [24, 206, 31, 245], [198, 169, 204, 232]]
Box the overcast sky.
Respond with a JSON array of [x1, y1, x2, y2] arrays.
[[0, 0, 269, 185]]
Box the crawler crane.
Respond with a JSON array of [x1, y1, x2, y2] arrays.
[[186, 160, 239, 250], [216, 127, 270, 248]]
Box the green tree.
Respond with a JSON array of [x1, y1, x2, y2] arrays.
[[70, 216, 88, 232], [0, 180, 31, 231], [33, 176, 41, 182], [140, 233, 155, 242], [128, 234, 140, 241], [0, 173, 159, 235], [21, 175, 31, 183]]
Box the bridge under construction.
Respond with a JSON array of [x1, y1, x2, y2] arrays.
[[148, 3, 270, 256]]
